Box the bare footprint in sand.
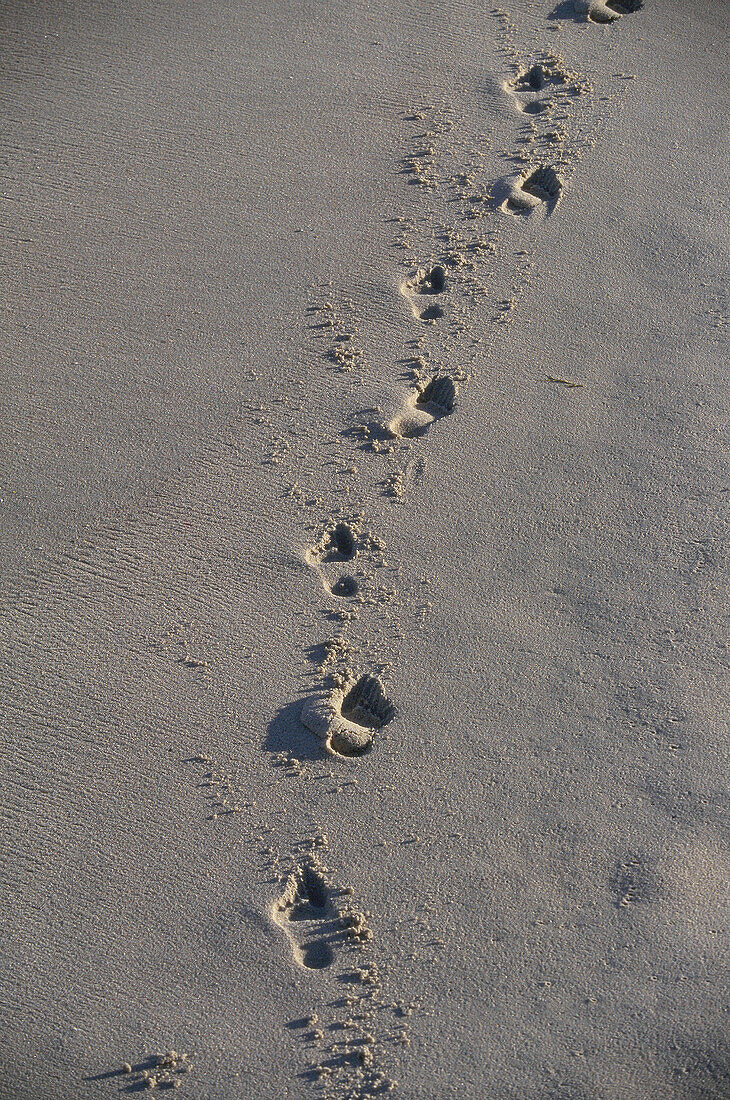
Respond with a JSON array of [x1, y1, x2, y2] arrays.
[[499, 165, 563, 216], [301, 674, 396, 757], [305, 523, 363, 602], [575, 0, 643, 22], [387, 373, 458, 439], [306, 521, 358, 565], [400, 264, 448, 322], [504, 62, 567, 115], [272, 863, 339, 970]]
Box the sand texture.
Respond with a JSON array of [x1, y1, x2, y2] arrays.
[[1, 0, 729, 1097]]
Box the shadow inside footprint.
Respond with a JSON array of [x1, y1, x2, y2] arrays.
[[417, 374, 458, 415], [412, 264, 447, 294], [313, 522, 357, 563], [331, 676, 394, 755], [507, 62, 565, 113], [573, 0, 643, 20], [300, 940, 334, 969], [288, 865, 329, 918], [522, 165, 562, 202], [340, 675, 395, 731], [330, 574, 359, 598], [518, 64, 550, 90]]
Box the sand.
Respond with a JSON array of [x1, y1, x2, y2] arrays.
[[1, 0, 728, 1097]]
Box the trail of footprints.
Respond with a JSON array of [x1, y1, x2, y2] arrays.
[[249, 2, 648, 1093], [302, 517, 397, 757], [85, 3, 647, 1096]]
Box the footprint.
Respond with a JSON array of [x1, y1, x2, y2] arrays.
[[575, 0, 643, 21], [609, 855, 656, 910], [305, 525, 366, 602], [301, 674, 396, 757], [387, 373, 458, 438], [307, 521, 358, 565], [272, 863, 339, 969], [500, 165, 563, 215], [505, 62, 567, 114], [400, 264, 448, 322], [330, 574, 359, 598], [517, 64, 556, 90]]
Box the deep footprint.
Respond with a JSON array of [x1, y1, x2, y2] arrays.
[[272, 863, 338, 970], [576, 0, 643, 21], [606, 0, 643, 10], [308, 521, 357, 564], [517, 64, 553, 91], [411, 265, 447, 294], [301, 673, 396, 756], [523, 166, 562, 201], [502, 165, 562, 215], [388, 372, 458, 438]]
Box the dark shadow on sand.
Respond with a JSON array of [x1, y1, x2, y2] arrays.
[[548, 1, 581, 19], [84, 1057, 182, 1092], [264, 698, 329, 762]]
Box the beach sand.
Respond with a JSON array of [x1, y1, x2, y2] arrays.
[[1, 1, 728, 1096]]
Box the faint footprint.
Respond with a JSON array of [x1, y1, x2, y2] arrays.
[[387, 373, 458, 438], [400, 264, 448, 322], [301, 674, 396, 757], [575, 0, 643, 22], [500, 165, 563, 215], [272, 863, 339, 969], [609, 855, 657, 910], [504, 62, 566, 114]]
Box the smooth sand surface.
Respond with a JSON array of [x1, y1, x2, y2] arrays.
[[1, 1, 729, 1097]]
